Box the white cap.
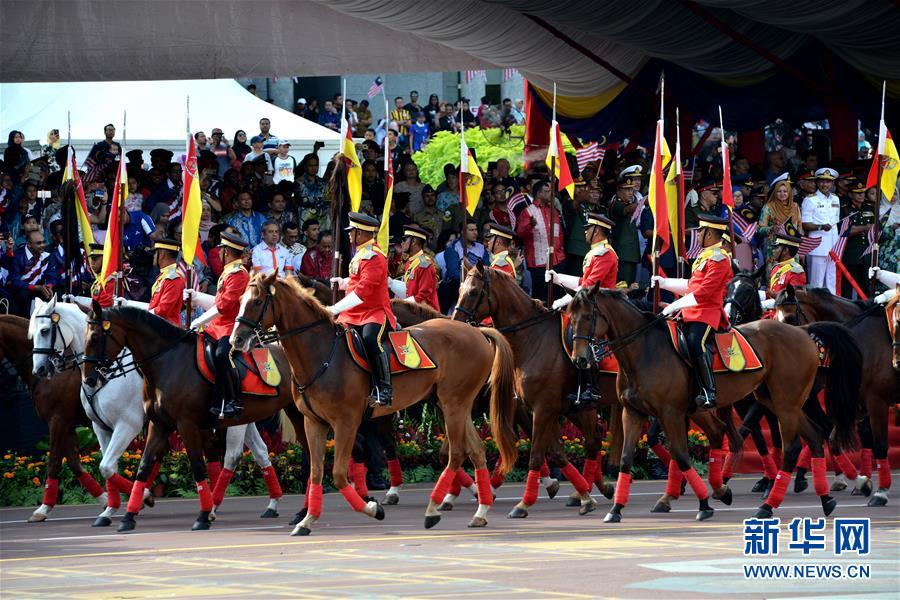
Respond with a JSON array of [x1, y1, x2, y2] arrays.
[[771, 172, 790, 186], [297, 98, 307, 105], [619, 164, 642, 180], [278, 140, 291, 146], [814, 167, 838, 180]]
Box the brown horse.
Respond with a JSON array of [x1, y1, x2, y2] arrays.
[[567, 288, 862, 522], [80, 302, 308, 532], [888, 288, 900, 370], [775, 285, 899, 506], [0, 315, 107, 521], [231, 273, 518, 534]]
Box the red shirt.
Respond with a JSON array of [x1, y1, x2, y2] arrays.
[[91, 275, 116, 309], [148, 264, 185, 326], [402, 251, 439, 311], [490, 250, 516, 277], [337, 240, 397, 329], [300, 248, 332, 280], [579, 241, 618, 289], [204, 259, 249, 340], [682, 243, 732, 330], [515, 202, 565, 268], [768, 259, 807, 296]]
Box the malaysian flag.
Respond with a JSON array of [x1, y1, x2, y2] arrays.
[[502, 68, 518, 82], [732, 211, 758, 242], [575, 143, 606, 171], [465, 70, 487, 83], [828, 215, 853, 262], [798, 235, 822, 257], [506, 189, 528, 229], [861, 225, 878, 256], [686, 229, 702, 259], [367, 76, 384, 99]]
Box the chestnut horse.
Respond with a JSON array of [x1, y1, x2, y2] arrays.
[[231, 273, 518, 535], [567, 288, 862, 522], [80, 303, 308, 532], [775, 285, 898, 506], [888, 289, 900, 370], [0, 315, 107, 520]]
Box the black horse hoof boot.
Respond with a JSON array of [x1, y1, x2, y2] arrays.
[[290, 508, 308, 526], [821, 495, 837, 517], [754, 504, 774, 519], [751, 477, 770, 493], [424, 515, 441, 529], [93, 516, 112, 527], [192, 510, 212, 530], [117, 512, 136, 533]]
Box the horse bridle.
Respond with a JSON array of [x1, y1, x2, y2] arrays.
[[774, 295, 809, 325], [573, 294, 667, 364], [452, 270, 494, 325], [82, 315, 186, 382], [32, 312, 80, 372]]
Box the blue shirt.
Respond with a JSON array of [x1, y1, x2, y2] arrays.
[[225, 210, 266, 247], [123, 211, 154, 252], [410, 122, 429, 152], [318, 111, 341, 130], [440, 240, 489, 282]]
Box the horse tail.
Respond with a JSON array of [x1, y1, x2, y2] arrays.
[[480, 327, 518, 475], [806, 322, 862, 452], [713, 406, 744, 465]]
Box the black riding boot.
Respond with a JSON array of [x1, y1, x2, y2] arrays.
[[567, 369, 601, 409], [369, 350, 393, 407], [693, 349, 717, 410], [211, 342, 242, 419]]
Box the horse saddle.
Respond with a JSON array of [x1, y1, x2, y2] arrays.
[[196, 334, 281, 396], [346, 329, 437, 375], [560, 313, 619, 373], [666, 321, 763, 373]]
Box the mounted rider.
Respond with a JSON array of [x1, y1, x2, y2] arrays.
[[761, 224, 806, 311], [64, 243, 112, 308], [112, 239, 186, 326], [485, 223, 517, 278], [651, 214, 732, 410], [185, 231, 250, 419], [388, 224, 439, 311], [330, 212, 398, 407], [545, 212, 618, 408]]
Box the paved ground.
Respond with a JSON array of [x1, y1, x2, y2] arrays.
[[1, 474, 898, 599]]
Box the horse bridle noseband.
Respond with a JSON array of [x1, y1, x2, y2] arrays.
[[32, 312, 80, 372], [573, 294, 666, 364], [452, 271, 494, 325]]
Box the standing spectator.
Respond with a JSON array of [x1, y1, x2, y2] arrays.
[[242, 136, 273, 171], [306, 99, 320, 122], [435, 164, 460, 212], [414, 185, 446, 247], [460, 99, 477, 128], [423, 94, 441, 131], [295, 154, 327, 225], [510, 99, 526, 125], [41, 129, 61, 173], [225, 191, 266, 247], [194, 131, 209, 152], [758, 174, 802, 274], [395, 161, 425, 215], [840, 181, 876, 298], [437, 221, 490, 311], [209, 128, 236, 176], [84, 124, 121, 184], [302, 218, 320, 250], [300, 230, 333, 280], [318, 100, 341, 132], [608, 178, 641, 285], [258, 118, 280, 154], [410, 113, 429, 152], [9, 229, 57, 315], [516, 180, 565, 299], [801, 168, 840, 292], [3, 131, 31, 181], [251, 220, 293, 277], [475, 182, 509, 232], [390, 97, 412, 140], [361, 160, 385, 215], [477, 96, 492, 129], [232, 130, 251, 162], [345, 99, 359, 132], [403, 91, 422, 115], [271, 141, 296, 184], [281, 221, 306, 271], [436, 102, 458, 133], [355, 100, 373, 137]]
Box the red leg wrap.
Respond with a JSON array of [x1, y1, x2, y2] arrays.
[[683, 467, 709, 500], [581, 459, 599, 489], [429, 468, 456, 505], [522, 469, 541, 506], [110, 473, 133, 495], [212, 468, 234, 506], [196, 479, 213, 512], [762, 454, 778, 480], [448, 472, 462, 496], [456, 468, 474, 489], [833, 453, 858, 481], [262, 465, 282, 499], [860, 448, 873, 478], [340, 484, 367, 512], [797, 445, 811, 470], [76, 472, 103, 497], [539, 460, 550, 478], [613, 472, 632, 506], [767, 471, 791, 508], [561, 462, 590, 495], [42, 478, 59, 507], [723, 452, 735, 480], [207, 461, 222, 490], [475, 467, 493, 506], [876, 460, 892, 490], [353, 462, 369, 498], [490, 463, 505, 489], [388, 459, 403, 487], [106, 478, 121, 508], [665, 460, 683, 498], [308, 482, 323, 518], [811, 457, 828, 497], [772, 447, 783, 470], [126, 480, 147, 514], [651, 443, 671, 465], [708, 449, 726, 489], [147, 462, 161, 486]]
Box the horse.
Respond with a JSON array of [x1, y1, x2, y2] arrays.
[[775, 285, 898, 506], [230, 273, 519, 535], [0, 314, 108, 521], [567, 287, 862, 523], [80, 302, 308, 533], [888, 288, 900, 370]]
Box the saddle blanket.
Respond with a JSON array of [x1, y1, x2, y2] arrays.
[[346, 329, 437, 374], [560, 313, 619, 374], [196, 338, 281, 396], [666, 321, 763, 373]]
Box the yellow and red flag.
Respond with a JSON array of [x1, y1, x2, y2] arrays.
[[720, 135, 734, 209], [63, 147, 95, 262], [867, 121, 899, 201], [649, 119, 671, 255], [545, 120, 574, 198], [378, 137, 394, 250], [340, 117, 362, 211], [181, 134, 203, 264], [665, 132, 683, 257], [99, 155, 127, 288], [460, 133, 483, 216]]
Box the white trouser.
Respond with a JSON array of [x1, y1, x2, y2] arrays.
[[806, 256, 836, 293]]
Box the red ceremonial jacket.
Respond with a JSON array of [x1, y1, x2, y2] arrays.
[[91, 274, 116, 309], [148, 263, 186, 326], [579, 241, 618, 289], [204, 259, 249, 340], [768, 259, 807, 296], [682, 243, 732, 330], [338, 240, 397, 329], [402, 250, 440, 311], [490, 250, 516, 278]]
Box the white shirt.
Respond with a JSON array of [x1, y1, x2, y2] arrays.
[[272, 155, 296, 184], [801, 190, 840, 257], [251, 242, 294, 277]]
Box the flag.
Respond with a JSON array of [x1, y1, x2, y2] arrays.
[[460, 133, 482, 216], [465, 70, 486, 83], [367, 76, 384, 99], [866, 122, 899, 201], [828, 215, 853, 262], [732, 211, 758, 243], [99, 157, 127, 288], [63, 147, 96, 261], [649, 119, 671, 255], [798, 235, 822, 257], [861, 225, 878, 257], [340, 117, 362, 211], [664, 138, 682, 256], [686, 229, 702, 259], [502, 68, 518, 82], [506, 189, 527, 229], [720, 138, 734, 209], [575, 142, 605, 171], [181, 134, 202, 264], [546, 120, 575, 198], [378, 135, 394, 250], [683, 156, 696, 183]]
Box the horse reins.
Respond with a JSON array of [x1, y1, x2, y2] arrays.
[[453, 269, 557, 333], [32, 312, 81, 372], [576, 295, 667, 362]]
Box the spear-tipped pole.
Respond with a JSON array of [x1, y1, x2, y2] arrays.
[[719, 105, 735, 246], [652, 74, 664, 312], [332, 79, 349, 303], [184, 97, 194, 318], [675, 106, 685, 279], [459, 100, 468, 274], [546, 82, 558, 306], [870, 80, 886, 295]]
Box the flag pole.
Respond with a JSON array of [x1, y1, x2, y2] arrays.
[[652, 74, 664, 313], [719, 105, 735, 246], [459, 100, 468, 276], [383, 94, 391, 248], [870, 80, 886, 296], [546, 82, 558, 307], [65, 111, 73, 297], [676, 106, 685, 279], [331, 79, 348, 303], [184, 96, 194, 319], [114, 110, 127, 300]]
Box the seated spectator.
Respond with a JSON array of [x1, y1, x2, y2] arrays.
[[356, 100, 373, 137], [302, 218, 320, 250], [299, 230, 333, 280], [423, 94, 441, 131], [252, 220, 293, 277], [9, 229, 58, 315], [413, 185, 447, 247], [295, 154, 327, 225], [318, 100, 341, 132], [395, 161, 425, 215], [225, 191, 266, 247], [281, 221, 306, 271]]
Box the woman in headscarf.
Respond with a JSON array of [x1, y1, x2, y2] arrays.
[[3, 131, 31, 180], [231, 130, 251, 162], [875, 186, 900, 276], [758, 175, 802, 274]]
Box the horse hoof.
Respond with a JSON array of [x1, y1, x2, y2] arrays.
[[546, 479, 560, 499], [754, 505, 773, 519], [143, 495, 155, 508], [92, 516, 112, 527], [507, 506, 528, 519], [794, 477, 808, 494], [383, 493, 399, 506], [696, 508, 714, 521], [722, 476, 731, 485], [603, 512, 621, 523], [27, 513, 47, 523], [467, 516, 488, 528], [424, 515, 441, 529], [565, 495, 580, 507], [289, 508, 308, 526], [374, 503, 385, 521], [192, 520, 211, 531], [208, 509, 217, 522], [291, 526, 311, 536], [852, 479, 872, 497], [716, 487, 733, 506], [651, 501, 671, 513], [438, 502, 454, 511], [578, 500, 597, 516], [867, 491, 888, 507], [821, 496, 837, 517], [751, 477, 770, 493], [117, 519, 136, 533], [260, 508, 278, 518], [601, 484, 615, 500]]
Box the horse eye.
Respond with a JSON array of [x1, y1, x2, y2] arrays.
[[40, 328, 48, 335]]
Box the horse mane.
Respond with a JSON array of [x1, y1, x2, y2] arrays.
[[277, 275, 335, 323], [481, 267, 550, 314], [111, 306, 189, 341], [391, 298, 446, 319], [804, 287, 872, 310]]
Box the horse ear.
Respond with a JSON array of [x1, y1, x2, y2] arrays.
[[47, 295, 57, 311], [73, 302, 91, 316], [465, 257, 476, 272], [785, 283, 795, 299], [474, 261, 484, 274], [91, 299, 103, 318]]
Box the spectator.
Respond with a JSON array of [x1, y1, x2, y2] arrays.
[[410, 113, 429, 152], [272, 141, 296, 184], [758, 175, 802, 274], [194, 131, 209, 153], [356, 100, 373, 137], [361, 160, 385, 215], [299, 230, 333, 280], [802, 168, 840, 292], [435, 163, 460, 212], [301, 218, 320, 251], [475, 182, 510, 232], [403, 91, 422, 115], [225, 191, 266, 247], [258, 118, 280, 154], [281, 221, 306, 271], [247, 83, 257, 96], [3, 131, 30, 181], [390, 97, 412, 139], [10, 229, 57, 315], [345, 98, 359, 132], [395, 161, 425, 215], [295, 154, 327, 226], [423, 94, 441, 131], [840, 181, 875, 298], [318, 100, 341, 132], [294, 98, 308, 117], [477, 96, 491, 129], [251, 220, 292, 277], [437, 221, 490, 311], [306, 99, 320, 122], [516, 180, 565, 298], [243, 136, 273, 171], [764, 150, 787, 185], [460, 99, 477, 128], [84, 124, 121, 184], [207, 128, 236, 176], [413, 185, 445, 247], [41, 129, 61, 173], [510, 99, 526, 125], [232, 130, 251, 162], [436, 102, 458, 133]]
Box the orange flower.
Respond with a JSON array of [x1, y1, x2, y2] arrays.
[[3, 472, 13, 479], [3, 454, 11, 460], [124, 469, 133, 478], [32, 477, 41, 486]]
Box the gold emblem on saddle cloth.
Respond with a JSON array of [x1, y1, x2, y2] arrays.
[[718, 333, 746, 372], [390, 331, 422, 369]]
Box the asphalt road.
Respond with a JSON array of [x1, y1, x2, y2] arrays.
[[1, 474, 898, 599]]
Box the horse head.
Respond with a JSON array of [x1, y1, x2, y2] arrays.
[[889, 285, 900, 371], [30, 294, 82, 378], [82, 299, 126, 389], [452, 262, 492, 324], [725, 270, 763, 324], [567, 284, 612, 371], [232, 272, 280, 353], [774, 284, 801, 325]]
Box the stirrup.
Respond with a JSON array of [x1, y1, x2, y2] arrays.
[[694, 390, 716, 410], [367, 387, 392, 408]]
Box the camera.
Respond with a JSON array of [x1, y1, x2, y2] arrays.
[[37, 190, 51, 200], [90, 189, 105, 210]]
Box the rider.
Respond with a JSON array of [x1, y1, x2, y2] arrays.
[[90, 243, 116, 308], [329, 212, 398, 407], [115, 239, 186, 326], [388, 225, 439, 311], [761, 226, 806, 311], [869, 266, 900, 304], [651, 214, 732, 410], [186, 231, 250, 418], [545, 213, 618, 407], [486, 223, 517, 277]]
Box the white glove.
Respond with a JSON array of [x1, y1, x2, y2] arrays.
[[326, 291, 362, 316], [870, 267, 900, 288], [330, 276, 349, 291], [545, 269, 556, 283], [873, 288, 897, 305], [64, 295, 91, 308], [552, 294, 573, 310], [758, 290, 768, 303], [661, 292, 698, 316], [184, 289, 215, 310], [190, 306, 219, 329], [113, 296, 125, 307], [868, 266, 879, 280], [62, 293, 75, 303], [388, 278, 407, 298], [761, 298, 776, 310], [552, 272, 581, 291], [120, 299, 150, 310], [403, 296, 416, 303], [652, 276, 689, 295]]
